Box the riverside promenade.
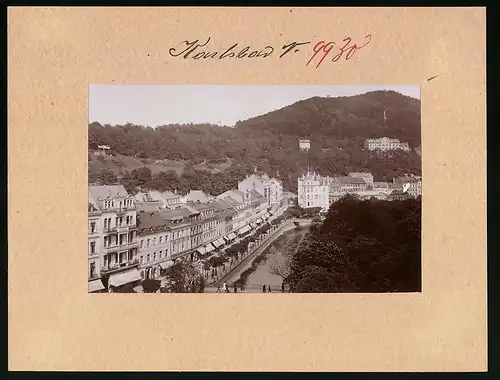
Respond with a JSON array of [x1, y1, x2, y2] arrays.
[[206, 218, 312, 289]]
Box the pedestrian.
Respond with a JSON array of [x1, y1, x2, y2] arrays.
[[262, 285, 266, 293], [217, 285, 221, 293], [282, 283, 285, 293], [268, 285, 271, 293], [223, 281, 227, 292], [233, 284, 237, 293]]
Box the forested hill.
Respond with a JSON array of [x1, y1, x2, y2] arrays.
[[89, 90, 421, 193]]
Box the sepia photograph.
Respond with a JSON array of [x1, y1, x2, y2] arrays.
[[88, 84, 421, 294]]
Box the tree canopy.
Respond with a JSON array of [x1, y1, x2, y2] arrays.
[[287, 195, 421, 293], [89, 91, 421, 193]]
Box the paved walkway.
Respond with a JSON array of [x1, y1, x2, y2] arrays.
[[212, 218, 312, 286]]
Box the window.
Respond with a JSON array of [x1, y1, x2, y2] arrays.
[[159, 236, 163, 244], [140, 240, 143, 248], [115, 217, 119, 226], [153, 238, 157, 245], [140, 256, 143, 264], [153, 253, 157, 261], [147, 239, 150, 247], [104, 219, 108, 229], [90, 222, 96, 233], [90, 262, 96, 278], [90, 241, 95, 254], [160, 251, 163, 258], [147, 254, 151, 262]]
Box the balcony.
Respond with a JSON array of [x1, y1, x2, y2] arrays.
[[102, 241, 140, 254], [100, 257, 140, 274], [88, 272, 101, 280]]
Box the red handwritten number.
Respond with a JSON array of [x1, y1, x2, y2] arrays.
[[307, 34, 372, 68], [306, 41, 336, 68]]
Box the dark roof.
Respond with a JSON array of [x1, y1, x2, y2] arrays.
[[137, 212, 169, 232]]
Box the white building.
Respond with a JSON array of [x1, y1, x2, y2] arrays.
[[297, 171, 330, 211], [365, 137, 410, 152], [134, 190, 187, 210], [237, 173, 283, 212], [88, 185, 141, 293], [299, 139, 311, 151]]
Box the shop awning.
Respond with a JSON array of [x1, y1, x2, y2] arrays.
[[237, 225, 251, 235], [249, 223, 256, 229], [205, 244, 215, 253], [211, 239, 223, 248], [264, 212, 271, 219], [216, 238, 225, 246], [223, 235, 231, 242], [160, 260, 174, 269], [88, 279, 105, 293], [256, 218, 263, 224], [228, 232, 237, 240], [196, 246, 206, 255], [108, 269, 142, 288]]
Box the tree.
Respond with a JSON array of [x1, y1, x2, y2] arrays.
[[161, 261, 203, 293], [88, 91, 421, 192], [269, 248, 292, 281], [287, 196, 421, 293], [142, 278, 161, 293], [98, 169, 118, 185]]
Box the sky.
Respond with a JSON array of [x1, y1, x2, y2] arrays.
[[89, 85, 420, 127]]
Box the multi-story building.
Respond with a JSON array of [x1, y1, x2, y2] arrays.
[[373, 181, 390, 190], [393, 175, 422, 198], [88, 202, 103, 292], [299, 139, 311, 151], [135, 190, 186, 210], [88, 185, 141, 292], [330, 176, 369, 193], [238, 173, 283, 212], [297, 171, 330, 211], [348, 172, 374, 186], [136, 211, 172, 279], [161, 208, 192, 261], [163, 190, 186, 209], [365, 137, 411, 152]]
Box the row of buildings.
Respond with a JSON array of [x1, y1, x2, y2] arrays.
[[88, 173, 284, 293], [297, 171, 422, 211]]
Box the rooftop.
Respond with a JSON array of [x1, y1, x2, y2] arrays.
[[137, 211, 169, 231], [334, 176, 368, 185], [88, 184, 129, 200]]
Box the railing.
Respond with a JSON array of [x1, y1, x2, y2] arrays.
[[102, 241, 140, 254], [101, 257, 140, 273]]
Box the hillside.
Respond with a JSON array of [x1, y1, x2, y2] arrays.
[[88, 90, 421, 193]]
